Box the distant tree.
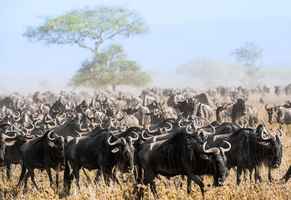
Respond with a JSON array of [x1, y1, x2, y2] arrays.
[[24, 6, 151, 89], [71, 44, 151, 90], [231, 42, 263, 87]]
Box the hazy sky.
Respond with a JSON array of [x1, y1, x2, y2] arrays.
[[1, 0, 291, 91]]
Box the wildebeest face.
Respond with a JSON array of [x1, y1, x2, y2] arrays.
[[237, 99, 246, 115], [202, 141, 231, 186], [47, 132, 65, 162], [117, 139, 135, 172], [269, 135, 283, 168], [108, 135, 135, 172], [0, 132, 17, 162], [265, 106, 279, 124], [266, 108, 274, 124], [212, 151, 229, 186]]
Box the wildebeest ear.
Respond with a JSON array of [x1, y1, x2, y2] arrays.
[[48, 141, 55, 147], [111, 147, 119, 153], [200, 153, 211, 160]]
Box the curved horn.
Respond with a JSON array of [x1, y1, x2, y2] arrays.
[[147, 126, 158, 133], [47, 130, 56, 141], [78, 122, 89, 132], [220, 141, 232, 153], [141, 130, 154, 140], [186, 125, 193, 134], [129, 131, 139, 143], [2, 132, 17, 141], [198, 124, 216, 135], [178, 119, 184, 127], [202, 141, 220, 154], [107, 135, 121, 146], [260, 127, 272, 140], [164, 122, 173, 132]]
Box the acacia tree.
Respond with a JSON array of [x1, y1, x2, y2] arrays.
[[24, 6, 151, 89], [71, 44, 151, 90], [231, 42, 263, 87]]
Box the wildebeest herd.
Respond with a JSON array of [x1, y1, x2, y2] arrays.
[[0, 86, 290, 199]]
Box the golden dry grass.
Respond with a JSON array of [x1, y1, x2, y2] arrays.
[[0, 94, 290, 200]]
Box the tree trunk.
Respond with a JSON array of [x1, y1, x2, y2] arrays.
[[112, 84, 116, 91]]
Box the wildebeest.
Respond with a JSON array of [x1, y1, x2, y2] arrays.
[[1, 132, 33, 180], [265, 104, 291, 124], [212, 124, 282, 184], [63, 128, 137, 195], [17, 130, 65, 191], [134, 128, 231, 199], [217, 98, 247, 124]]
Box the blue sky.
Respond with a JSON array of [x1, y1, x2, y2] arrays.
[[1, 0, 291, 91]]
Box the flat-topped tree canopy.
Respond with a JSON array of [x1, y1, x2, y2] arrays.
[[24, 6, 148, 53]]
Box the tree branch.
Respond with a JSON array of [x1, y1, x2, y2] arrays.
[[75, 40, 95, 52]]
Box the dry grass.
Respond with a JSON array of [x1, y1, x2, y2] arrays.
[[0, 94, 290, 200]]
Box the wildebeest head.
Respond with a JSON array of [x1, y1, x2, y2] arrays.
[[202, 140, 231, 186], [46, 130, 65, 162], [0, 131, 17, 161], [237, 98, 246, 113], [256, 124, 283, 168], [265, 104, 277, 124], [270, 134, 283, 168], [107, 135, 135, 172], [49, 99, 66, 117]]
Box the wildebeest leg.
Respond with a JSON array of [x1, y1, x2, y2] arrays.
[[72, 166, 81, 189], [282, 166, 291, 182], [149, 181, 158, 199], [30, 169, 39, 190], [142, 170, 156, 200], [23, 171, 30, 192], [111, 173, 121, 186], [254, 167, 262, 183], [94, 170, 102, 183], [63, 160, 73, 196], [17, 165, 26, 187], [188, 174, 205, 198], [56, 165, 60, 192], [46, 168, 54, 187], [187, 177, 192, 194], [236, 167, 243, 185], [249, 168, 253, 183], [6, 162, 11, 180], [82, 168, 92, 184], [268, 167, 273, 182], [243, 169, 248, 182], [102, 171, 110, 185]]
